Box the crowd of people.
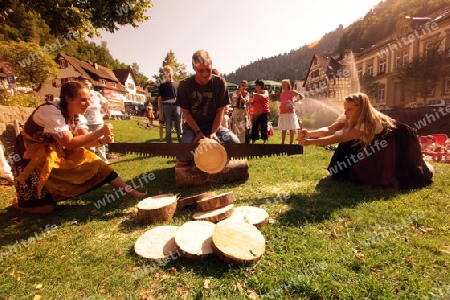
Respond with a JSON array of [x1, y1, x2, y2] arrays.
[[0, 49, 439, 215]]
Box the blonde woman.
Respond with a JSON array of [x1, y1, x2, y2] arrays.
[[278, 79, 302, 144], [299, 92, 433, 189]]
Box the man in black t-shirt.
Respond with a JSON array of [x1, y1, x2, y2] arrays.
[[176, 50, 239, 145]]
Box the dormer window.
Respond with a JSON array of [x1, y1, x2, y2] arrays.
[[58, 58, 68, 69]]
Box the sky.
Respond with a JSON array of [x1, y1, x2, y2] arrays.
[[91, 0, 383, 79]]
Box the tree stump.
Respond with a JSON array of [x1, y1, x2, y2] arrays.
[[175, 159, 249, 188], [178, 191, 217, 208], [136, 193, 179, 224], [134, 226, 180, 260], [212, 219, 265, 265], [196, 192, 235, 212], [193, 138, 228, 174], [192, 204, 235, 223], [174, 221, 216, 260], [227, 206, 270, 229]]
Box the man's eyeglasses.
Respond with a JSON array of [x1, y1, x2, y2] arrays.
[[196, 68, 212, 74]]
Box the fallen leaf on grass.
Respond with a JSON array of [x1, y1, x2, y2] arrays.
[[355, 254, 364, 261], [177, 287, 188, 298], [336, 225, 345, 231], [352, 247, 361, 254], [440, 246, 450, 255], [116, 250, 123, 256], [235, 282, 244, 293], [405, 256, 414, 265], [33, 295, 43, 300], [329, 233, 338, 239], [417, 227, 434, 234], [204, 279, 210, 289], [35, 283, 43, 289], [169, 266, 178, 275], [139, 288, 155, 300], [248, 289, 259, 299]]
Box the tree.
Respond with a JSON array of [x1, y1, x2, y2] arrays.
[[153, 51, 188, 84], [131, 62, 149, 87], [0, 41, 58, 91], [1, 0, 152, 36], [395, 44, 450, 101]]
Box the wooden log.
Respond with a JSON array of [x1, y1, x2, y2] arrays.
[[196, 191, 235, 212], [178, 191, 217, 208], [193, 138, 228, 174], [134, 226, 180, 260], [192, 204, 235, 223], [175, 159, 249, 188], [136, 193, 179, 224], [212, 219, 265, 265], [174, 221, 215, 259], [227, 206, 270, 229]]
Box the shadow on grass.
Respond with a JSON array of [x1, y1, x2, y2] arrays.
[[0, 166, 182, 247], [268, 177, 413, 227]]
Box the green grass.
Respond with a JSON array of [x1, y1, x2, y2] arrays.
[[1, 119, 449, 299]]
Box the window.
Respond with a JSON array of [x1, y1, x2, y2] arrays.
[[357, 67, 363, 78], [45, 94, 54, 102], [445, 76, 450, 94], [403, 50, 409, 65], [58, 58, 68, 69], [425, 80, 435, 97], [425, 41, 439, 57], [366, 64, 373, 76], [396, 54, 402, 69], [376, 84, 385, 103], [378, 59, 386, 75]]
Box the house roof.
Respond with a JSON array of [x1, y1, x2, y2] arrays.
[[56, 53, 127, 92], [113, 68, 136, 84], [303, 52, 355, 87]]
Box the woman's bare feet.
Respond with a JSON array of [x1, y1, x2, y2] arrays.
[[12, 197, 56, 214]]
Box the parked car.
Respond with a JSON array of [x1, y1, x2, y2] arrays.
[[124, 101, 145, 116], [424, 99, 450, 107]]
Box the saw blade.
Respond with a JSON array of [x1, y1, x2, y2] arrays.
[[108, 142, 303, 160]]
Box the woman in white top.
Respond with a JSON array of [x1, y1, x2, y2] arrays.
[[12, 81, 146, 214], [299, 92, 433, 189]]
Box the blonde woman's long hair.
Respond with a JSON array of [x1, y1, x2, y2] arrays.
[[344, 93, 395, 147]]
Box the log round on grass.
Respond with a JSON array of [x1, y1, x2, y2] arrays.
[[134, 226, 179, 259], [193, 138, 228, 174], [212, 219, 265, 265], [227, 205, 270, 229], [178, 191, 217, 208], [196, 191, 235, 212], [136, 193, 179, 224], [174, 221, 215, 259], [192, 204, 235, 223]]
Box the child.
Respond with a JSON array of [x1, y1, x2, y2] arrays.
[[221, 105, 231, 129], [146, 104, 154, 128]]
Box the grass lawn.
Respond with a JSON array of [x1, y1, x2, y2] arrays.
[[1, 119, 449, 299]]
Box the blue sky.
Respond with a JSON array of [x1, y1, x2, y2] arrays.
[[92, 0, 382, 79]]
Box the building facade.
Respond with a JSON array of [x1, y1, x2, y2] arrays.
[[355, 7, 450, 108], [304, 6, 450, 109]]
